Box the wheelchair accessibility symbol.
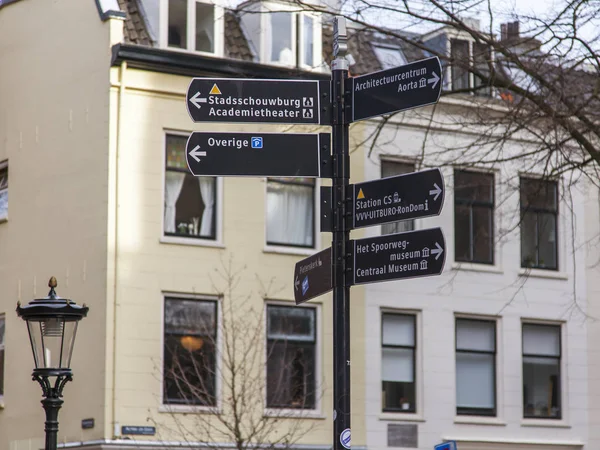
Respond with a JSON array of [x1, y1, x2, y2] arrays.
[[251, 137, 263, 148]]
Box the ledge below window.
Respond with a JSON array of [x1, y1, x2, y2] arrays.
[[521, 418, 571, 428], [160, 236, 225, 248], [264, 408, 326, 419], [158, 404, 221, 414], [379, 412, 425, 422], [452, 262, 503, 274], [263, 245, 316, 257], [518, 268, 568, 280], [454, 416, 506, 426]]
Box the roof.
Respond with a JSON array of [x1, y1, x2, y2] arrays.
[[118, 0, 152, 46]]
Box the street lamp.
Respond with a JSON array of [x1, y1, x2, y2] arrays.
[[16, 277, 89, 450]]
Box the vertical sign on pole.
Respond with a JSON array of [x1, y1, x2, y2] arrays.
[[331, 15, 351, 450]]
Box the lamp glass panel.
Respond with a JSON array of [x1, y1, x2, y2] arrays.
[[61, 321, 79, 368], [27, 321, 43, 368]]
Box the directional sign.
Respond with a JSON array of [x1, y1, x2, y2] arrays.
[[294, 248, 332, 304], [187, 78, 323, 125], [352, 56, 442, 122], [186, 132, 330, 177], [353, 168, 444, 229], [434, 442, 457, 450], [353, 227, 445, 285]]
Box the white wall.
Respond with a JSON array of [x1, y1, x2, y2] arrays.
[[358, 111, 589, 450]]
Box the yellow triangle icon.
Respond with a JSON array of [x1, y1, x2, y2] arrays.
[[209, 84, 222, 95], [357, 188, 365, 199]]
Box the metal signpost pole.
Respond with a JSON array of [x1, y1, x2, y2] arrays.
[[331, 16, 351, 450]]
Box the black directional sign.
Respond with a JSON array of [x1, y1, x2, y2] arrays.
[[352, 56, 442, 122], [353, 227, 445, 285], [353, 168, 444, 229], [186, 132, 330, 177], [187, 78, 324, 125], [294, 248, 332, 304]]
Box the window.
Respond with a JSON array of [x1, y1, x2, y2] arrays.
[[373, 45, 407, 70], [164, 134, 217, 240], [0, 316, 4, 398], [0, 162, 7, 221], [266, 305, 316, 409], [163, 297, 217, 406], [168, 0, 217, 53], [454, 170, 494, 264], [522, 324, 561, 419], [381, 314, 416, 413], [451, 39, 469, 90], [520, 178, 558, 270], [381, 161, 414, 235], [456, 319, 496, 416], [265, 11, 318, 68], [450, 39, 492, 96], [266, 178, 315, 248]]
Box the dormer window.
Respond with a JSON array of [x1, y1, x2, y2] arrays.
[[164, 0, 224, 55], [240, 4, 322, 70], [450, 38, 492, 96], [372, 45, 407, 70]]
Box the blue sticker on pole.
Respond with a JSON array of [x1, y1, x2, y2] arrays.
[[340, 428, 351, 449], [434, 441, 457, 450]]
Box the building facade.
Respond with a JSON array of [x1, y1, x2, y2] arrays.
[[0, 1, 596, 450]]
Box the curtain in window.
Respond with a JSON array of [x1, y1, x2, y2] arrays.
[[267, 183, 313, 246], [164, 171, 186, 233], [198, 177, 215, 237]]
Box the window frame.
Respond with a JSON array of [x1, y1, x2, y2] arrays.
[[161, 294, 220, 411], [0, 160, 7, 222], [522, 322, 562, 420], [265, 177, 318, 251], [453, 169, 495, 265], [161, 131, 223, 247], [161, 0, 225, 57], [448, 37, 493, 96], [519, 177, 559, 271], [380, 313, 417, 413], [264, 301, 321, 414], [455, 318, 497, 417]]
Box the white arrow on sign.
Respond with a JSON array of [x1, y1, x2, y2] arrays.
[[189, 145, 207, 162], [431, 242, 444, 260], [189, 92, 208, 109], [429, 183, 442, 201], [295, 276, 300, 291], [428, 71, 440, 89]]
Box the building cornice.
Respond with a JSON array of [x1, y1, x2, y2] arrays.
[[111, 44, 331, 80]]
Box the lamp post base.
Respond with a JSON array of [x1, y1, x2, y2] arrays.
[[33, 369, 73, 450]]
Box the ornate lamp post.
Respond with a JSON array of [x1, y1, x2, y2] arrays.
[[16, 277, 89, 450]]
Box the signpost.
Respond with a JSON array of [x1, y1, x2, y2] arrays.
[[186, 132, 331, 177], [353, 168, 445, 229], [294, 248, 332, 304], [434, 441, 457, 450], [182, 17, 446, 450], [353, 228, 445, 285], [352, 56, 442, 122], [187, 78, 325, 125]]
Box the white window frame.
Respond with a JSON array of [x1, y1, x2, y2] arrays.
[[259, 3, 322, 70], [379, 308, 423, 420], [263, 177, 320, 255], [445, 35, 494, 96], [160, 0, 225, 57], [521, 319, 567, 425], [160, 130, 224, 248], [453, 313, 504, 425], [159, 292, 222, 414], [264, 300, 323, 417], [0, 160, 8, 222]]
